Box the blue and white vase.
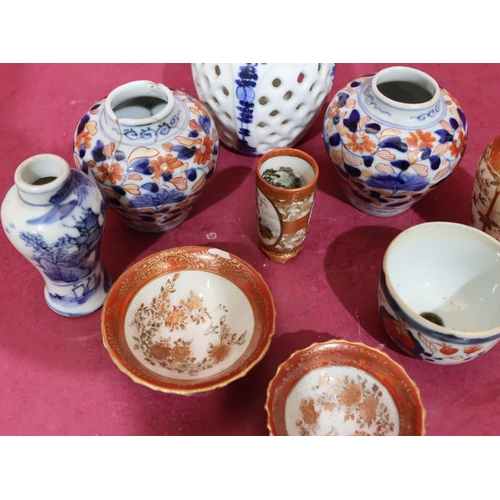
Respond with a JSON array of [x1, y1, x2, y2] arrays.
[[192, 63, 336, 156], [73, 80, 219, 232], [1, 154, 111, 316]]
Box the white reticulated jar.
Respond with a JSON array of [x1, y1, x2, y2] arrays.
[[191, 63, 336, 156]]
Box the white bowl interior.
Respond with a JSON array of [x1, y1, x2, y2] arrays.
[[386, 223, 500, 332], [124, 270, 254, 381], [284, 365, 400, 436]]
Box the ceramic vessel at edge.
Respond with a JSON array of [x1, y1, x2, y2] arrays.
[[379, 222, 500, 365], [73, 80, 219, 232], [1, 154, 111, 316], [323, 66, 468, 216], [471, 135, 500, 241], [192, 63, 336, 156]]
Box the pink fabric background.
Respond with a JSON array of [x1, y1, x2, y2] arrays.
[[0, 63, 498, 436]]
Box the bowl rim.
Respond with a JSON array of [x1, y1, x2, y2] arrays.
[[101, 245, 276, 395], [265, 339, 426, 436], [382, 221, 500, 339]]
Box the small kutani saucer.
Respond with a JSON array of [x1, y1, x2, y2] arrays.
[[265, 340, 425, 436], [102, 246, 276, 394]]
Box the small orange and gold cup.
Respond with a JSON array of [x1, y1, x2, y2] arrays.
[[256, 148, 319, 263]]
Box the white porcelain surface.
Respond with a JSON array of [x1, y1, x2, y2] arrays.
[[192, 63, 336, 156], [124, 270, 254, 380], [285, 366, 400, 436]]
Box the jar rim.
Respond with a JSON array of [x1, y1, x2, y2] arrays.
[[371, 66, 440, 110], [105, 80, 175, 126]]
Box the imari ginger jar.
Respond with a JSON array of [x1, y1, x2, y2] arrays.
[[1, 154, 110, 316], [192, 63, 336, 156], [471, 136, 500, 241], [73, 80, 219, 232], [323, 66, 468, 216]]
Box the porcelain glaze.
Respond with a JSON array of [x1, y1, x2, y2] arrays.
[[102, 246, 276, 394], [266, 340, 425, 436], [471, 136, 500, 241], [73, 80, 219, 232], [256, 148, 319, 263], [192, 63, 336, 156], [323, 66, 468, 216], [379, 222, 500, 364], [1, 154, 110, 316]]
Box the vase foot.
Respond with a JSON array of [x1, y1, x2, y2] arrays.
[[261, 245, 303, 264], [44, 269, 112, 317]]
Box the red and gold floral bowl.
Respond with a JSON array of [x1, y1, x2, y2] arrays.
[[102, 246, 276, 394], [265, 340, 425, 436]]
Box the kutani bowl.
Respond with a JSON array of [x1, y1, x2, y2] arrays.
[[102, 246, 276, 394], [265, 340, 425, 436], [379, 221, 500, 365]]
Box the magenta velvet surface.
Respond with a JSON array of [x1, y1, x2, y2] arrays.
[[0, 63, 498, 436]]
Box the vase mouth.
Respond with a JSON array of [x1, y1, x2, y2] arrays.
[[371, 66, 440, 110], [15, 154, 70, 204], [256, 148, 319, 192], [105, 80, 175, 126]]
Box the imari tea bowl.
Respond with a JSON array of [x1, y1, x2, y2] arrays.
[[379, 222, 500, 365], [265, 340, 425, 436], [101, 246, 276, 394]]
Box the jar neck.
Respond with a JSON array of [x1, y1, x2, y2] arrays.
[[359, 66, 444, 128], [15, 154, 71, 205], [104, 80, 175, 127]]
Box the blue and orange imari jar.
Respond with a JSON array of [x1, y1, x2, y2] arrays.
[[74, 80, 219, 232], [323, 66, 467, 217]]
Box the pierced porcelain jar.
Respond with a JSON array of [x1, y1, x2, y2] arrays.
[[323, 66, 468, 216], [191, 63, 336, 156], [73, 80, 219, 232], [1, 154, 110, 316]]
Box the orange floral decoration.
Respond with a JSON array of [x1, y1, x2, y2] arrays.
[[339, 382, 362, 407], [150, 343, 172, 360], [359, 396, 378, 424], [383, 313, 415, 350], [405, 130, 436, 154], [96, 162, 124, 185], [194, 135, 213, 164], [171, 344, 191, 363], [149, 155, 184, 180], [210, 343, 231, 363], [299, 398, 319, 425], [187, 294, 202, 311], [165, 309, 187, 329], [449, 129, 466, 158], [345, 132, 376, 154], [75, 131, 92, 152]]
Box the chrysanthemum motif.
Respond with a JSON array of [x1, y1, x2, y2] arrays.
[[194, 135, 213, 165], [339, 381, 362, 407], [130, 274, 247, 375], [299, 398, 319, 425]]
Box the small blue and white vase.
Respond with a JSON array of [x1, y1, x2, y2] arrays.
[[1, 154, 111, 316]]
